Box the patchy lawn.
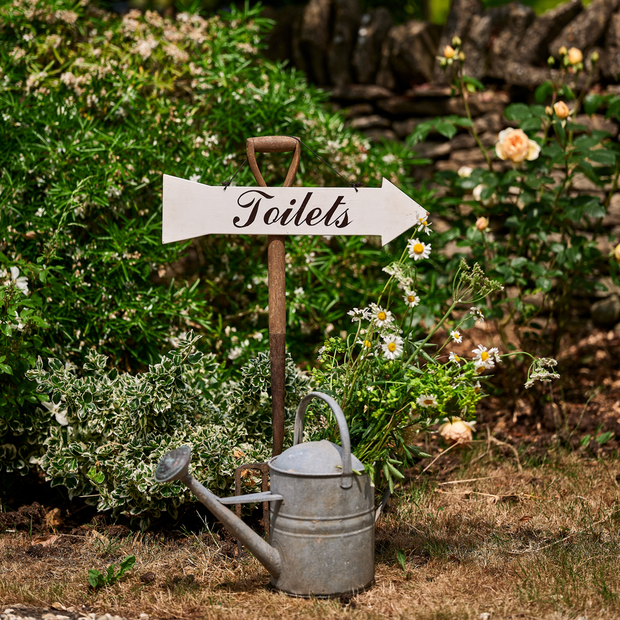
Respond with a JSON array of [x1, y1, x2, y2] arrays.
[[2, 449, 620, 619]]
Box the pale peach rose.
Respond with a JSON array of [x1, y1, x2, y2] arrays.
[[444, 45, 455, 59], [553, 101, 570, 120], [496, 128, 540, 163], [567, 47, 583, 65], [475, 216, 488, 232], [438, 417, 476, 445], [615, 244, 620, 265]]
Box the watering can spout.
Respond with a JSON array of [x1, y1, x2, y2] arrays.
[[154, 446, 282, 579]]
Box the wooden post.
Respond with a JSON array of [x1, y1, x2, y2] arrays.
[[246, 136, 301, 456]]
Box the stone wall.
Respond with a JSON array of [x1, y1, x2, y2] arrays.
[[262, 0, 620, 327], [262, 0, 620, 157]]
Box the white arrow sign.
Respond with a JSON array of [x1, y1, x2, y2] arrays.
[[162, 174, 427, 246]]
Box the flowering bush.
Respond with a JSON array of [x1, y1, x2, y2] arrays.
[[0, 0, 419, 474], [411, 39, 620, 379], [26, 332, 311, 525], [311, 225, 558, 490]]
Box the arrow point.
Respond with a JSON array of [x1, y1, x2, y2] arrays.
[[379, 178, 427, 245]]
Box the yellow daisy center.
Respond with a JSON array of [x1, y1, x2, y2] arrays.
[[407, 295, 415, 303], [362, 340, 371, 348], [454, 331, 460, 339], [424, 398, 433, 405], [377, 311, 387, 321], [481, 351, 489, 361], [454, 355, 460, 362], [413, 243, 424, 255], [388, 342, 397, 352], [476, 366, 485, 374]]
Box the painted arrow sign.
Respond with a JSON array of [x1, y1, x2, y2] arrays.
[[162, 174, 427, 246]]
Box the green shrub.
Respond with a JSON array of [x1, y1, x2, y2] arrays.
[[26, 332, 312, 525], [408, 43, 620, 387], [0, 0, 420, 474]]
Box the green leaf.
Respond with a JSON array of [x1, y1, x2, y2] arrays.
[[434, 120, 457, 139], [88, 569, 104, 589], [596, 431, 614, 445], [561, 84, 576, 100], [511, 257, 528, 269], [585, 201, 606, 218], [504, 103, 532, 121], [536, 277, 552, 293], [396, 549, 407, 571], [535, 81, 553, 104], [584, 94, 603, 115], [520, 117, 542, 132], [386, 461, 405, 480], [589, 150, 616, 165]]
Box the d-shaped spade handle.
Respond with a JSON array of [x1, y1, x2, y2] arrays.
[[246, 136, 301, 188], [293, 391, 353, 489]]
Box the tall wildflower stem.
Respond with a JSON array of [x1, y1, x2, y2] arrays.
[[458, 76, 493, 172]]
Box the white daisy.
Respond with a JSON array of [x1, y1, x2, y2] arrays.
[[470, 306, 485, 322], [403, 290, 420, 308], [347, 307, 369, 322], [407, 238, 431, 261], [416, 214, 432, 235], [472, 344, 495, 368], [449, 351, 462, 364], [450, 330, 463, 344], [474, 359, 494, 375], [369, 303, 394, 329], [357, 338, 373, 351], [417, 394, 438, 408], [488, 347, 501, 363], [381, 334, 403, 360]]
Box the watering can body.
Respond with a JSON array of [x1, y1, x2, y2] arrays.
[[268, 437, 374, 596], [155, 391, 375, 598]]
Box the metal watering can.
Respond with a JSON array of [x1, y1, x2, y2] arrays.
[[154, 392, 375, 598]]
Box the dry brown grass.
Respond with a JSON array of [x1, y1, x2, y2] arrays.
[[2, 449, 620, 620]]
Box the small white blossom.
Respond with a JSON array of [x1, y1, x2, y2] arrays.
[[457, 166, 473, 178], [450, 330, 463, 344], [417, 394, 437, 408], [470, 306, 485, 322], [10, 267, 29, 294], [381, 334, 403, 360], [416, 214, 432, 235], [472, 344, 496, 368], [42, 401, 68, 426], [449, 351, 462, 364], [407, 238, 431, 261], [403, 290, 420, 308], [369, 303, 394, 330]]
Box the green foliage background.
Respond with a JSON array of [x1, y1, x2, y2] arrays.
[[0, 0, 424, 502]]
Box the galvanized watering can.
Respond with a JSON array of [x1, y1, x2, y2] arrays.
[[154, 391, 375, 598]]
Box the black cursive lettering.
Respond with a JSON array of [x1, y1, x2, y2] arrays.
[[233, 190, 274, 228]]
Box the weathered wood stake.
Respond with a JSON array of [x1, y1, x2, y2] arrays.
[[246, 136, 301, 457]]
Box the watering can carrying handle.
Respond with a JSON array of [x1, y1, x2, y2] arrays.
[[293, 391, 353, 489]]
